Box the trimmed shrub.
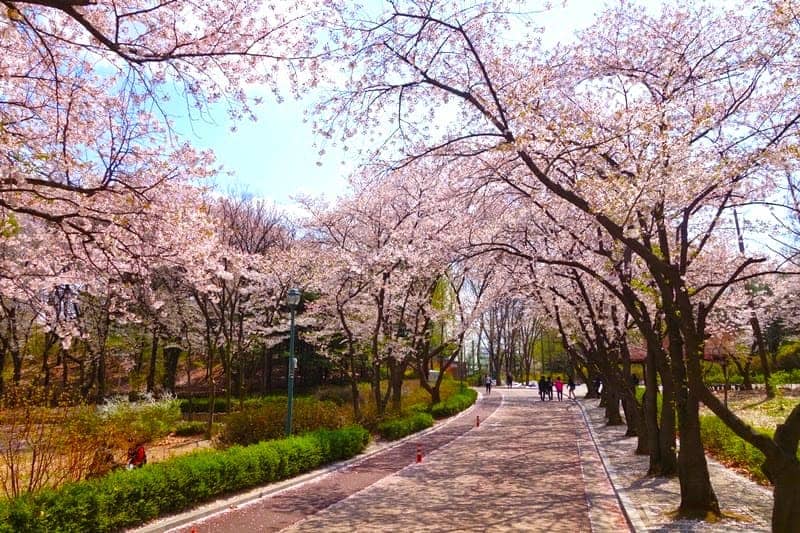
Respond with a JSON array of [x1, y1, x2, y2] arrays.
[[377, 412, 434, 440], [0, 426, 370, 533], [219, 397, 352, 446], [430, 388, 478, 419], [408, 403, 429, 414]]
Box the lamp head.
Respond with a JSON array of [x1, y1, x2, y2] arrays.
[[287, 287, 301, 308]]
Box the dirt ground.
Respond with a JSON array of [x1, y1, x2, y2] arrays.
[[145, 434, 214, 463]]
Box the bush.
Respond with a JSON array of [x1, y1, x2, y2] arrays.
[[377, 412, 434, 440], [0, 426, 370, 533], [99, 395, 182, 445], [314, 385, 354, 406], [430, 387, 477, 419], [776, 341, 800, 370], [219, 397, 352, 446], [178, 397, 231, 414], [173, 421, 207, 437], [0, 388, 184, 498], [408, 403, 429, 413]]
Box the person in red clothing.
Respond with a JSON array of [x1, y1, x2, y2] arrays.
[[554, 376, 564, 401], [127, 442, 147, 469]]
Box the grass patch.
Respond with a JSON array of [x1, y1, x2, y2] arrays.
[[634, 386, 797, 485], [699, 415, 770, 484]]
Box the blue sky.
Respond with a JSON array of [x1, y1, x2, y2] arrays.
[[173, 94, 352, 213]]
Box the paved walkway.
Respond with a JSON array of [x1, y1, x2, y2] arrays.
[[138, 388, 628, 532], [284, 390, 628, 532], [579, 399, 773, 531], [136, 388, 774, 532]]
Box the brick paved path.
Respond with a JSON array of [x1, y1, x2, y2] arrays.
[[158, 388, 629, 532]]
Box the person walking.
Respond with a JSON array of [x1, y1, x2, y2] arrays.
[[554, 376, 564, 401], [485, 374, 492, 395], [567, 376, 577, 399], [545, 376, 553, 401], [593, 376, 603, 395], [506, 371, 513, 389], [538, 375, 546, 401]]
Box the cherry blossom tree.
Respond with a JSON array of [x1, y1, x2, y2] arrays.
[[1, 0, 324, 308], [313, 0, 800, 524]]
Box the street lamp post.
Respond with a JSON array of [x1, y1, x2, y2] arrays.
[[285, 287, 301, 437]]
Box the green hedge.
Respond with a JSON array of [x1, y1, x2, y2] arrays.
[[377, 412, 434, 440], [430, 388, 477, 419], [0, 426, 370, 533]]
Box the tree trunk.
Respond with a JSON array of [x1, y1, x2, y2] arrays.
[[657, 358, 679, 476], [135, 334, 146, 374], [585, 368, 601, 399], [225, 342, 232, 414], [206, 344, 216, 439], [672, 325, 720, 518], [751, 314, 775, 399], [266, 350, 273, 394], [82, 358, 96, 398], [770, 460, 800, 533], [162, 345, 180, 394], [764, 408, 800, 532], [613, 350, 645, 443], [604, 387, 624, 426], [146, 330, 159, 393], [733, 355, 753, 391], [372, 358, 383, 415], [97, 345, 107, 401], [429, 381, 441, 404], [41, 331, 59, 390], [0, 343, 5, 397], [61, 349, 69, 388], [643, 352, 664, 473], [389, 359, 406, 412], [676, 387, 720, 517], [11, 350, 22, 384], [641, 342, 677, 476], [349, 349, 360, 420]]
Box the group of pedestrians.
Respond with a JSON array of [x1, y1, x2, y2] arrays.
[[484, 372, 515, 394], [484, 373, 579, 401], [537, 375, 577, 401]]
